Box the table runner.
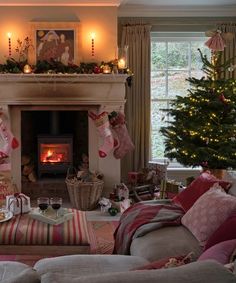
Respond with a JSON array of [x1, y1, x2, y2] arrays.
[[0, 209, 89, 245]]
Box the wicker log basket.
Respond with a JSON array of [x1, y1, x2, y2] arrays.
[[65, 168, 104, 211]]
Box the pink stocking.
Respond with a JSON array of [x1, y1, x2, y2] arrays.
[[89, 111, 115, 158], [109, 112, 134, 159]]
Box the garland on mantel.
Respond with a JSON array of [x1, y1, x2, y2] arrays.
[[0, 58, 133, 86]]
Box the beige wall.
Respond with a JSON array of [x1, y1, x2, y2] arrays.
[[0, 6, 117, 64]]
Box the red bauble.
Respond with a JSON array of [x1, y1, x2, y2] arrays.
[[94, 66, 102, 74], [219, 93, 226, 103]]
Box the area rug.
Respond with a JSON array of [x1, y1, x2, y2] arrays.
[[87, 220, 119, 254], [0, 220, 118, 266]]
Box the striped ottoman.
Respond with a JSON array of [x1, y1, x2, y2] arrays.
[[0, 209, 90, 255]]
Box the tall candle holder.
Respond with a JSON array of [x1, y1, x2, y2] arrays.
[[117, 46, 128, 73], [91, 32, 95, 57], [7, 32, 12, 57]]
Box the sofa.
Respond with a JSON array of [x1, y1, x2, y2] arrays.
[[1, 171, 236, 282]]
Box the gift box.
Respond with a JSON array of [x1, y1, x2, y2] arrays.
[[6, 193, 31, 215]]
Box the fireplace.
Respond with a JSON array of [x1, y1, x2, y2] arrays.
[[0, 74, 127, 196], [37, 135, 73, 177]]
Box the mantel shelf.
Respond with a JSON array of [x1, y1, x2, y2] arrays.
[[0, 73, 129, 84]]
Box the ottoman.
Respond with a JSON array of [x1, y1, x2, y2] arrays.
[[0, 209, 90, 255]]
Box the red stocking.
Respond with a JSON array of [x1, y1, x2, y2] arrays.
[[89, 111, 115, 158], [109, 112, 134, 159]]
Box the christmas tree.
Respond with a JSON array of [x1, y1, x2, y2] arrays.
[[160, 45, 236, 169]]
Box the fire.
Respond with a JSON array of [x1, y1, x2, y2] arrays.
[[42, 149, 63, 163]]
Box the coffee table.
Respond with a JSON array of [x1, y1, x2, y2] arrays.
[[0, 208, 90, 256]]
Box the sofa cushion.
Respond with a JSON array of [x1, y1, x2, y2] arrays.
[[181, 185, 236, 245], [133, 253, 192, 270], [0, 261, 39, 283], [40, 261, 236, 283], [198, 239, 236, 264], [34, 254, 149, 276], [172, 172, 231, 212], [130, 225, 202, 262], [204, 213, 236, 250]]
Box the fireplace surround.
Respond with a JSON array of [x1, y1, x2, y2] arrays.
[[0, 74, 127, 196]]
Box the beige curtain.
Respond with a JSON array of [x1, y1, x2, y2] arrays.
[[217, 23, 236, 79], [120, 24, 151, 179]]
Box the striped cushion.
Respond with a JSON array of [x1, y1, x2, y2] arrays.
[[0, 209, 89, 245]]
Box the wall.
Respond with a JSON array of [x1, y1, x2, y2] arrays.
[[0, 6, 117, 64]]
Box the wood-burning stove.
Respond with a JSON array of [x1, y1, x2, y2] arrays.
[[37, 135, 73, 177]]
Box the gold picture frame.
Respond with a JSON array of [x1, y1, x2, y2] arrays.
[[29, 22, 81, 65]]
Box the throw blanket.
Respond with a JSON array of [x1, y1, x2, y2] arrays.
[[113, 200, 184, 255]]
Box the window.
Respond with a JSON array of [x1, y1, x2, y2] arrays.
[[150, 32, 211, 167]]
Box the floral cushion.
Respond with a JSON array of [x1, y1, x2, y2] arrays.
[[181, 184, 236, 245]]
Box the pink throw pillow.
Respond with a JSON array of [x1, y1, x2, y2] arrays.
[[204, 213, 236, 251], [198, 239, 236, 265], [181, 185, 236, 245], [172, 172, 231, 212]]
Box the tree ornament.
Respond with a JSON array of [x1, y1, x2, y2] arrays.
[[205, 30, 226, 51], [219, 93, 226, 104]]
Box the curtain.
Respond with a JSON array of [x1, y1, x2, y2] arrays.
[[217, 23, 236, 79], [120, 24, 151, 179]]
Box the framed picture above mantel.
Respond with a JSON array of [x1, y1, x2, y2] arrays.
[[29, 22, 81, 65]]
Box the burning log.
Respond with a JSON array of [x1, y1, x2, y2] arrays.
[[21, 155, 37, 182]]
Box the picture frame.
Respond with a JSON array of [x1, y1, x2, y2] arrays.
[[29, 22, 80, 65]]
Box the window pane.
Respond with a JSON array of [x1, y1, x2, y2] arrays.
[[168, 71, 189, 98], [151, 71, 166, 99], [168, 42, 189, 70], [191, 42, 211, 70], [151, 130, 165, 160], [151, 101, 168, 131], [151, 42, 166, 70]]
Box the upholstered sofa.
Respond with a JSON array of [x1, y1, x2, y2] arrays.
[[1, 255, 236, 283], [1, 171, 236, 282]]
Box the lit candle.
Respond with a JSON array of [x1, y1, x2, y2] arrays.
[[118, 58, 126, 69], [23, 64, 32, 74], [7, 32, 12, 57], [103, 64, 111, 74], [91, 32, 95, 57]]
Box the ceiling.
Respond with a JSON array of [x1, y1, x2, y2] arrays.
[[0, 0, 235, 17]]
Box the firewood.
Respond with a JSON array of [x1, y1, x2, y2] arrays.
[[22, 164, 34, 176], [28, 172, 37, 182], [22, 155, 31, 166]]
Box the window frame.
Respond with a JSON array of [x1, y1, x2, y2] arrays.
[[150, 32, 208, 168]]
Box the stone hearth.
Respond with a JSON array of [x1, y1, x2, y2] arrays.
[[0, 74, 127, 196]]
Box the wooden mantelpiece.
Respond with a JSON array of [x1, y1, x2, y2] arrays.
[[0, 74, 128, 196]]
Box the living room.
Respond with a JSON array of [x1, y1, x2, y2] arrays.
[[0, 0, 236, 282]]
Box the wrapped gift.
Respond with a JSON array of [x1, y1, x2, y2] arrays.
[[6, 193, 31, 215]]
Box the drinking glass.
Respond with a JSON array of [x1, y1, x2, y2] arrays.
[[50, 197, 62, 218], [37, 197, 49, 214]]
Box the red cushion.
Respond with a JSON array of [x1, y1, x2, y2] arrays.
[[198, 239, 236, 265], [172, 172, 231, 212], [133, 254, 192, 270], [204, 213, 236, 251]]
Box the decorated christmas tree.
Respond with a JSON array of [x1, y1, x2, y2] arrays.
[[160, 33, 236, 169]]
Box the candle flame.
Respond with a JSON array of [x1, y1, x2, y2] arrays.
[[7, 32, 12, 39]]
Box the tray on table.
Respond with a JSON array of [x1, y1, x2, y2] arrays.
[[29, 206, 74, 225]]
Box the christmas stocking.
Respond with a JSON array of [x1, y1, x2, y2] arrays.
[[109, 112, 134, 159], [89, 111, 115, 158], [0, 117, 19, 159]]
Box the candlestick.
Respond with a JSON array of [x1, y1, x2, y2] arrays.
[[7, 32, 12, 57], [91, 32, 95, 57], [118, 58, 126, 70]]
